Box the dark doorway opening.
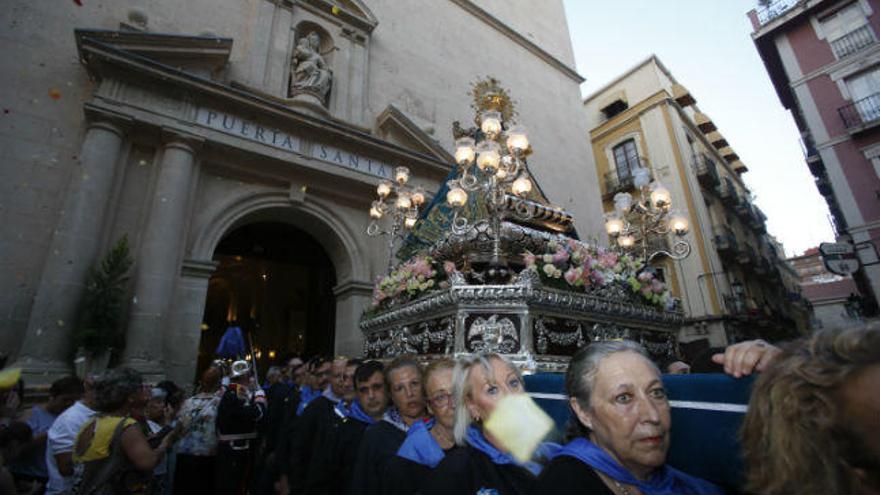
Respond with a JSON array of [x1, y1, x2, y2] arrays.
[[197, 222, 336, 379]]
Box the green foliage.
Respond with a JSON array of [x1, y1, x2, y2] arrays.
[[73, 235, 134, 358]]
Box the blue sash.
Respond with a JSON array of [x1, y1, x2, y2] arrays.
[[396, 419, 445, 468], [551, 437, 723, 495], [465, 426, 544, 476], [347, 401, 378, 425]]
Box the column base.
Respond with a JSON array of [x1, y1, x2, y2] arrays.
[[14, 357, 74, 386], [120, 357, 167, 384]]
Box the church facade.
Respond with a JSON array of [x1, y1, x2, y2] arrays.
[[1, 0, 603, 384]]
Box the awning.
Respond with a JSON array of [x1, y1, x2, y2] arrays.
[[673, 84, 696, 107], [720, 147, 739, 162], [731, 160, 748, 174], [694, 112, 716, 133], [706, 131, 728, 148]]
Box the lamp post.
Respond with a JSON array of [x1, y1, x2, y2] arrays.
[[445, 107, 537, 282], [367, 166, 425, 272], [604, 164, 691, 263]]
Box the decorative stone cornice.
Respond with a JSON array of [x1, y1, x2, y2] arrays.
[[161, 126, 205, 153], [83, 103, 134, 135], [333, 279, 374, 297], [447, 0, 584, 84], [180, 259, 218, 279]]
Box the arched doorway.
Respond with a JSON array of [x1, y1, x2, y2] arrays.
[[197, 222, 336, 377]]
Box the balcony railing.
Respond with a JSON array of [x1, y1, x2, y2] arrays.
[[692, 153, 721, 189], [737, 248, 756, 266], [755, 0, 801, 26], [603, 167, 652, 199], [839, 93, 880, 130], [735, 198, 752, 219], [830, 25, 876, 59], [719, 179, 740, 206], [714, 227, 738, 256]]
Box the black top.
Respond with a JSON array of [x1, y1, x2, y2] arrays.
[[264, 382, 300, 453], [531, 455, 614, 495], [215, 388, 265, 435], [383, 445, 460, 495], [348, 421, 407, 495], [421, 445, 538, 495], [336, 416, 371, 494], [287, 395, 339, 495]]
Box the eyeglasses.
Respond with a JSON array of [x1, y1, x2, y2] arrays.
[[429, 392, 453, 408]]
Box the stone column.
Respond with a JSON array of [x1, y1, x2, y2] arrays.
[[164, 259, 217, 385], [17, 108, 130, 383], [122, 129, 203, 379], [332, 280, 373, 357]]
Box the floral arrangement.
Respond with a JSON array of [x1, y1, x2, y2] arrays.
[[523, 239, 674, 309], [370, 255, 454, 310]]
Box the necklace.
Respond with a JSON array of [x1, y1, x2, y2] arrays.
[[612, 479, 632, 495]]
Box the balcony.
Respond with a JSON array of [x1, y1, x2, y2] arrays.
[[714, 227, 738, 257], [830, 25, 876, 59], [839, 93, 880, 132], [719, 179, 740, 207], [816, 175, 833, 197], [736, 247, 756, 266], [734, 198, 752, 220], [749, 206, 767, 234], [603, 167, 652, 200], [755, 0, 801, 26], [692, 153, 721, 189]]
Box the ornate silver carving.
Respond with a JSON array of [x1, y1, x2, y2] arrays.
[[467, 315, 519, 353]]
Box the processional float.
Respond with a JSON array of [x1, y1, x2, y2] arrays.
[[360, 78, 685, 371]]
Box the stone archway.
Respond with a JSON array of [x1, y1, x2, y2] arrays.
[[166, 191, 373, 383]]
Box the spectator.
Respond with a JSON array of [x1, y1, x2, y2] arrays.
[[9, 376, 83, 486], [741, 325, 880, 495], [46, 374, 97, 495], [533, 340, 721, 494], [423, 353, 541, 495], [173, 366, 222, 494], [1, 422, 37, 495], [70, 368, 173, 494]]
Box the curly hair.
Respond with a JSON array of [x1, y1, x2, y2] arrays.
[[741, 325, 880, 495], [92, 367, 144, 413]]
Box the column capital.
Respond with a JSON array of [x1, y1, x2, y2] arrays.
[[333, 279, 373, 297], [83, 104, 134, 136], [181, 258, 218, 279], [161, 127, 205, 153]]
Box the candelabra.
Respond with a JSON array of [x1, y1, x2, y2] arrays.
[[444, 85, 538, 282], [367, 166, 426, 272], [603, 165, 691, 263]]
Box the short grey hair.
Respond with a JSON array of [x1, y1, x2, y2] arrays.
[[266, 366, 282, 379], [93, 367, 144, 413], [564, 340, 658, 440], [451, 353, 523, 446]]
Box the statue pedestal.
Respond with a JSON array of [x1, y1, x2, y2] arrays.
[[288, 91, 329, 118]]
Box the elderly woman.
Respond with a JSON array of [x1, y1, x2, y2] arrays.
[[534, 341, 721, 495], [71, 368, 174, 494], [422, 352, 540, 495], [741, 325, 880, 495], [384, 358, 457, 495]]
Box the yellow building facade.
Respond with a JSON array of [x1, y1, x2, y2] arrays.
[[584, 56, 809, 352]]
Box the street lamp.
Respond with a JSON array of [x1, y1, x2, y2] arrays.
[[366, 166, 425, 271], [604, 166, 691, 263]]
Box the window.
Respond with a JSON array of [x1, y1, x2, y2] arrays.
[[820, 2, 867, 41], [601, 99, 629, 120], [845, 66, 880, 123], [821, 2, 874, 58], [612, 139, 640, 181]]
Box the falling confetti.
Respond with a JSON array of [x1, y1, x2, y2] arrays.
[[331, 5, 341, 15], [2, 109, 9, 114], [57, 320, 65, 327], [48, 88, 62, 100], [73, 0, 83, 5], [137, 159, 148, 166]]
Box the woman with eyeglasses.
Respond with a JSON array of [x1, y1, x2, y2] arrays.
[[422, 352, 544, 495], [384, 358, 458, 495]]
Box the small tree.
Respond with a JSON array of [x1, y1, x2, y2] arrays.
[[73, 235, 134, 362]]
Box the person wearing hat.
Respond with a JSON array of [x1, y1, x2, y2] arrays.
[[215, 360, 266, 495]]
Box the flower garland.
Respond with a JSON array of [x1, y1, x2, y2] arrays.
[[370, 255, 453, 310], [523, 239, 673, 309]]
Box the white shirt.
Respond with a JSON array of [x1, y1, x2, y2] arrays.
[[45, 401, 95, 495]]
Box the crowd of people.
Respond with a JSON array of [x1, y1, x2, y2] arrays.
[[0, 323, 877, 495]]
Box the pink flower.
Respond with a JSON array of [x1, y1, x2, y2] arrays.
[[651, 279, 664, 293], [552, 248, 570, 265], [522, 251, 536, 267], [592, 270, 605, 286], [564, 267, 580, 285], [642, 286, 653, 298], [444, 261, 457, 274], [638, 271, 652, 283], [599, 252, 619, 269]]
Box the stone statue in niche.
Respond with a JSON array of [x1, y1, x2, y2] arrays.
[[289, 31, 332, 105]]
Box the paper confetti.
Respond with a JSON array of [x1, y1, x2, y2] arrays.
[[48, 88, 61, 100], [0, 368, 22, 389], [484, 393, 554, 463], [73, 0, 83, 5], [331, 5, 341, 15]]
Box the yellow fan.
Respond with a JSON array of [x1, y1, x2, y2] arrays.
[[0, 368, 22, 389], [484, 393, 554, 463]]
